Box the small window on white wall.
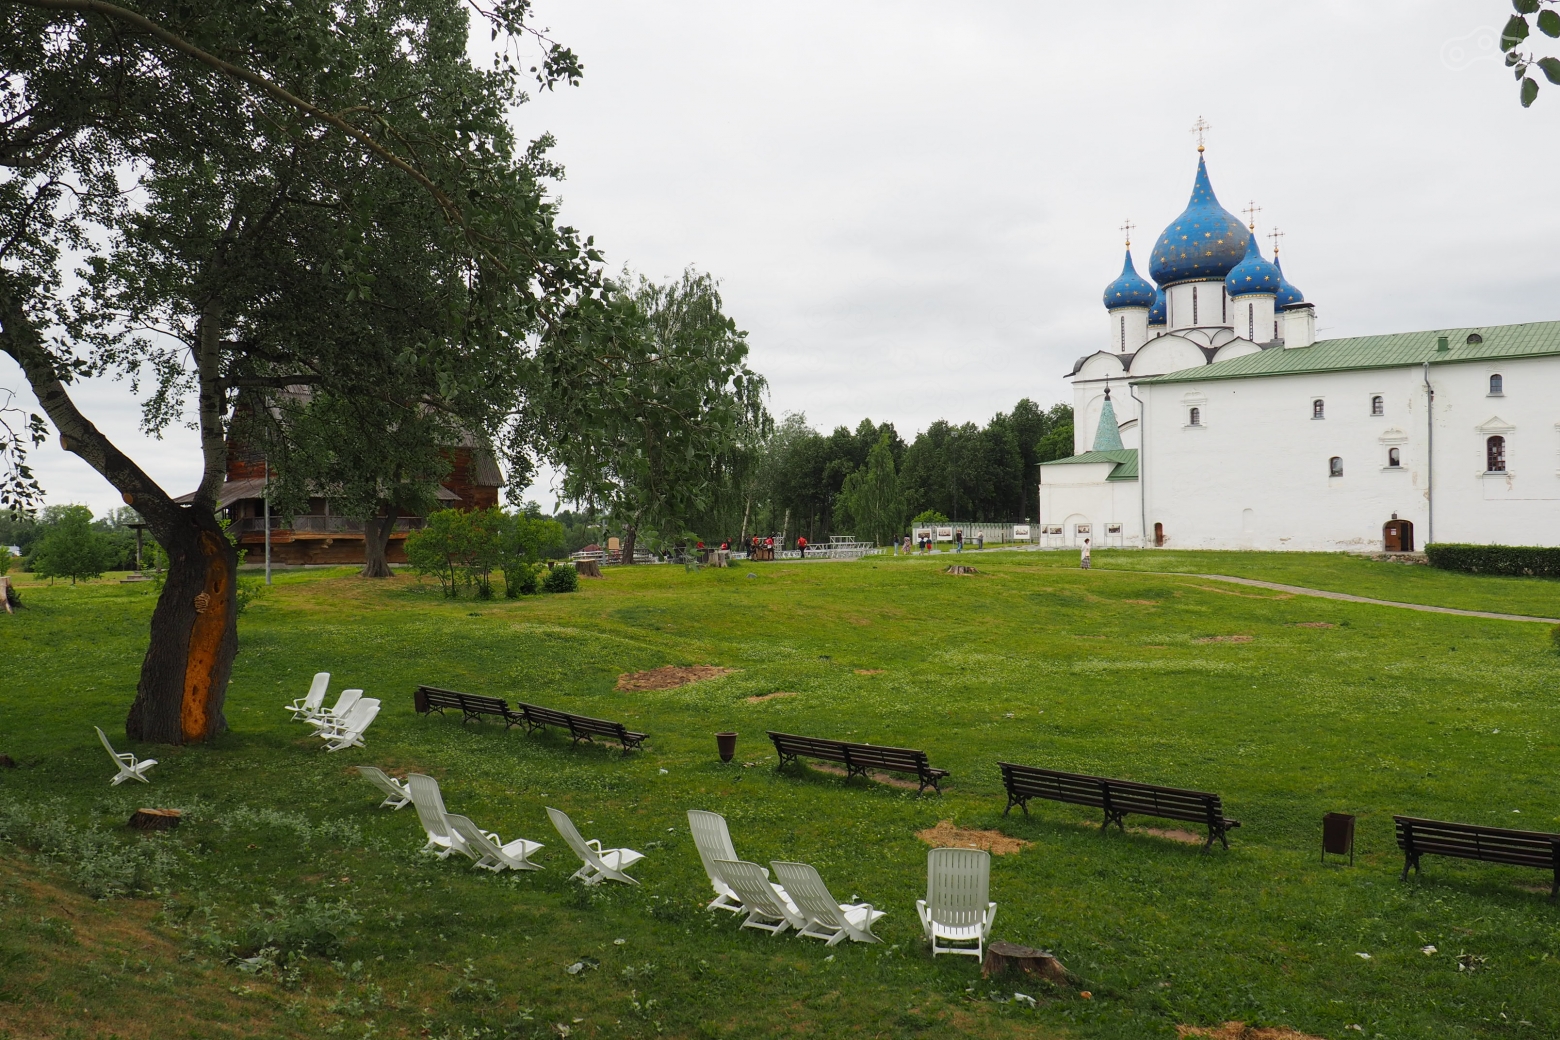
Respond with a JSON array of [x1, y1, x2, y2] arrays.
[[1188, 407, 1201, 426], [1387, 447, 1401, 468], [1371, 395, 1384, 416], [1486, 435, 1506, 472], [1313, 399, 1325, 419], [1329, 456, 1343, 477], [1489, 373, 1503, 396]]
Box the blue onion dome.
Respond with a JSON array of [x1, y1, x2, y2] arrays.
[[1102, 248, 1156, 310], [1148, 155, 1251, 286], [1273, 254, 1305, 309], [1224, 233, 1281, 297], [1147, 286, 1167, 326]]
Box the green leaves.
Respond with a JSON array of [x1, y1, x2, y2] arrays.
[[1513, 0, 1541, 15], [1539, 55, 1560, 81], [1522, 75, 1541, 106], [1540, 8, 1560, 35], [1504, 13, 1532, 49]]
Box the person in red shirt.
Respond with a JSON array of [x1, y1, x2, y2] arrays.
[[796, 535, 808, 558]]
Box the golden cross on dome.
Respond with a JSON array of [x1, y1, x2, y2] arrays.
[[1120, 219, 1136, 247], [1242, 200, 1262, 230], [1190, 116, 1212, 152], [1268, 226, 1285, 255]]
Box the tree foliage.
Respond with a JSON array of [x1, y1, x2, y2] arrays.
[[404, 506, 561, 598], [835, 432, 906, 545], [28, 504, 115, 583], [1502, 0, 1560, 106]]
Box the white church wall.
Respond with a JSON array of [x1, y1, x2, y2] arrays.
[[1107, 307, 1149, 352], [1166, 280, 1231, 331], [1212, 339, 1261, 363], [1038, 464, 1142, 546], [1129, 335, 1208, 377], [1234, 295, 1276, 344], [1281, 306, 1316, 348]]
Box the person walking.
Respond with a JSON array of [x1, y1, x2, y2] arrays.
[[1080, 537, 1092, 570], [797, 535, 808, 558], [954, 529, 964, 553]]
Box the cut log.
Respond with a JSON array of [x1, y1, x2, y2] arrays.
[[944, 565, 978, 576], [981, 940, 1070, 983], [576, 560, 603, 579], [128, 808, 182, 831]]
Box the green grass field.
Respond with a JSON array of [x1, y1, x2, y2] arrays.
[[2, 551, 1558, 1040]]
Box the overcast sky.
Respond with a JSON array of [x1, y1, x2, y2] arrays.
[[10, 1, 1559, 517]]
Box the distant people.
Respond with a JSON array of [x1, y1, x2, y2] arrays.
[[976, 533, 984, 550], [1080, 537, 1091, 570], [955, 529, 964, 553], [902, 535, 912, 555], [797, 535, 808, 558]]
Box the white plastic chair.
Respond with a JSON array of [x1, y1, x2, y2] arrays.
[[354, 765, 411, 809], [446, 814, 544, 872], [318, 699, 379, 751], [771, 860, 884, 945], [916, 847, 996, 959], [546, 807, 644, 886], [285, 672, 331, 720], [306, 688, 362, 729], [715, 859, 806, 934], [95, 726, 156, 786], [688, 809, 776, 913], [408, 773, 468, 859]]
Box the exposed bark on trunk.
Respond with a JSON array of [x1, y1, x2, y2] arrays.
[[621, 525, 637, 564], [360, 513, 396, 578]]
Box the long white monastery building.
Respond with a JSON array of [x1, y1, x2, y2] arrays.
[[1039, 147, 1560, 552]]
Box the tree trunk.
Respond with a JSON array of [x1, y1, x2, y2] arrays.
[[360, 513, 395, 578], [621, 525, 637, 565], [126, 510, 237, 744]]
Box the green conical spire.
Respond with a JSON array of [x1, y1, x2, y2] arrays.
[[1093, 386, 1124, 451]]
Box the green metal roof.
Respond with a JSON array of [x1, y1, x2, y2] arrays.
[[1133, 320, 1560, 386], [1041, 448, 1138, 481]]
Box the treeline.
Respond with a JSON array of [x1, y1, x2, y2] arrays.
[[559, 398, 1074, 550], [0, 505, 149, 579]]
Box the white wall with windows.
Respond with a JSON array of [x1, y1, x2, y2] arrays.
[[1037, 460, 1143, 547], [1133, 356, 1560, 550]]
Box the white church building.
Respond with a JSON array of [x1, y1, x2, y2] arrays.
[[1039, 146, 1560, 552]]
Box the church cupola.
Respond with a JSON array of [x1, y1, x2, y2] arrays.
[[1271, 241, 1316, 348], [1148, 152, 1250, 288], [1091, 385, 1125, 451], [1225, 232, 1279, 343], [1147, 286, 1166, 330], [1102, 240, 1154, 352]]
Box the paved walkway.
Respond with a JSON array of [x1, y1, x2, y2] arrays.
[[1157, 572, 1560, 624]]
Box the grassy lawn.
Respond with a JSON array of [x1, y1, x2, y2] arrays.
[[2, 553, 1558, 1040]]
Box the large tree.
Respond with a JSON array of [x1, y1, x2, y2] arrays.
[[0, 0, 595, 743]]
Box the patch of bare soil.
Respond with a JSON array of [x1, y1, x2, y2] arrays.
[[1136, 827, 1205, 845], [1178, 1024, 1327, 1040], [808, 761, 928, 790], [1294, 622, 1336, 629], [916, 820, 1032, 856], [745, 691, 799, 703], [616, 665, 734, 691], [1194, 634, 1255, 644], [853, 668, 885, 675]]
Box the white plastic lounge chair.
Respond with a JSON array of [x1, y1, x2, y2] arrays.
[[771, 860, 885, 945], [285, 672, 331, 720], [355, 765, 411, 809], [408, 773, 469, 859], [916, 847, 997, 959], [95, 726, 156, 786], [715, 859, 806, 935], [318, 699, 379, 751], [306, 688, 362, 729], [688, 809, 779, 913], [446, 814, 544, 872], [546, 807, 644, 886]]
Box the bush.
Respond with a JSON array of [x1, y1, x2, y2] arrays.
[[542, 563, 579, 593], [1425, 543, 1560, 578], [504, 562, 540, 597], [29, 504, 117, 584], [0, 796, 182, 898], [235, 894, 360, 963]]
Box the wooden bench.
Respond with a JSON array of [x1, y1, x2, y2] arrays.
[[999, 762, 1240, 853], [515, 702, 647, 755], [767, 731, 948, 794], [414, 685, 522, 728], [1395, 816, 1559, 900]]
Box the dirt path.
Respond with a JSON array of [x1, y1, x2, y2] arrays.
[[1154, 572, 1559, 624]]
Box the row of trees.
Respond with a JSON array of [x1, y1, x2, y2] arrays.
[[403, 505, 566, 598], [1, 505, 152, 581]]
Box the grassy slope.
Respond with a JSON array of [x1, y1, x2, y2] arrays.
[[1, 554, 1558, 1039]]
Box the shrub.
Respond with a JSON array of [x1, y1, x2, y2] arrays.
[[1425, 543, 1560, 578], [504, 562, 540, 597], [234, 894, 360, 964], [542, 563, 579, 593], [29, 504, 117, 584], [0, 796, 181, 898]]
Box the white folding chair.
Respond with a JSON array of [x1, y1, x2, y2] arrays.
[[916, 847, 996, 958], [771, 860, 884, 945], [354, 765, 411, 809], [546, 807, 644, 886], [446, 814, 544, 872], [95, 726, 156, 786], [305, 688, 362, 729], [688, 809, 776, 913], [715, 859, 806, 935], [285, 672, 331, 720], [318, 699, 379, 751], [408, 773, 468, 859]]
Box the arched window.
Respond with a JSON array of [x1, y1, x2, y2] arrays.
[[1486, 435, 1506, 472], [1188, 407, 1201, 427], [1387, 447, 1401, 468], [1313, 399, 1325, 419], [1489, 373, 1503, 396], [1371, 395, 1384, 416], [1329, 456, 1343, 477]]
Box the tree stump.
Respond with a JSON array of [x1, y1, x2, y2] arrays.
[[944, 565, 978, 576], [981, 941, 1070, 983], [576, 560, 603, 579], [128, 808, 182, 831]]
